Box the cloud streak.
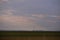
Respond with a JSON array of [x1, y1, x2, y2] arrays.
[[0, 0, 8, 3], [0, 9, 45, 31], [32, 14, 45, 19]]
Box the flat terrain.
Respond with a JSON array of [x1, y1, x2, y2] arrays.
[[0, 31, 60, 40]]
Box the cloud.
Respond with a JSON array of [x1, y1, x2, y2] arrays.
[[48, 15, 60, 20], [56, 16, 60, 19], [0, 15, 45, 30], [14, 0, 25, 2], [0, 0, 8, 3], [32, 14, 60, 20], [1, 9, 34, 25], [32, 14, 46, 19], [0, 9, 46, 31], [2, 0, 8, 1], [2, 8, 15, 15], [1, 15, 34, 26], [47, 20, 56, 23]]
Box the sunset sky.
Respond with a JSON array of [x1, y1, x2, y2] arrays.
[[0, 0, 60, 31]]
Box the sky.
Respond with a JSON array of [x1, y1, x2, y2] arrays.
[[0, 0, 60, 31]]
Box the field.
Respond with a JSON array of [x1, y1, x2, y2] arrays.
[[0, 31, 60, 40]]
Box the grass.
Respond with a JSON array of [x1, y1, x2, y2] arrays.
[[0, 31, 60, 40]]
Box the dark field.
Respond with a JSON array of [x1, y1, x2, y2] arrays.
[[0, 31, 60, 40]]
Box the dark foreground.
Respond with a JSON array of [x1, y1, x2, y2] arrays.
[[0, 31, 60, 40]]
